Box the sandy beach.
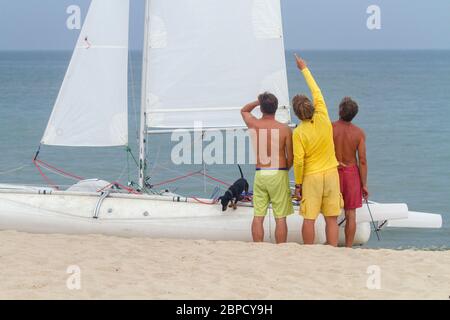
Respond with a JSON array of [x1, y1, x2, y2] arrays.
[[0, 231, 448, 300]]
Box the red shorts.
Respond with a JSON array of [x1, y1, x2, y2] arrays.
[[338, 165, 362, 210]]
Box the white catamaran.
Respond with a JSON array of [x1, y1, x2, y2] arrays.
[[0, 0, 442, 245]]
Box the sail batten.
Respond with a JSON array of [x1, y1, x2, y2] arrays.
[[42, 0, 130, 147], [144, 0, 291, 129]]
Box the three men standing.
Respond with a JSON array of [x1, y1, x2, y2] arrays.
[[241, 54, 368, 247]]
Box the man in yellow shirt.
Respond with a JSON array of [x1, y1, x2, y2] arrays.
[[292, 54, 342, 246]]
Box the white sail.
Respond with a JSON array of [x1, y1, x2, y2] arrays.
[[144, 0, 291, 129], [42, 0, 130, 147]]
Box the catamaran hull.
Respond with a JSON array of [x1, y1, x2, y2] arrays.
[[0, 187, 436, 245], [0, 189, 372, 245]]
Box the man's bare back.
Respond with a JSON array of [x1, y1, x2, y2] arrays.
[[241, 100, 293, 169], [333, 119, 368, 200], [251, 119, 292, 169], [241, 93, 294, 244], [333, 120, 366, 167]]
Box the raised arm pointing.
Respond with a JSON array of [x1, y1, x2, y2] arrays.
[[295, 54, 329, 118]]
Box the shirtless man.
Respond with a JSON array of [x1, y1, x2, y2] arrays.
[[241, 92, 294, 244], [333, 97, 369, 247]]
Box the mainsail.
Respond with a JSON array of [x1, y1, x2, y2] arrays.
[[144, 0, 291, 129], [41, 0, 130, 147]]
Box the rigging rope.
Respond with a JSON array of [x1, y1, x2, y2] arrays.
[[33, 158, 139, 195], [33, 159, 59, 190], [152, 163, 229, 190], [97, 182, 140, 195], [201, 173, 231, 187], [151, 170, 204, 187], [115, 161, 129, 184], [191, 197, 219, 205], [31, 150, 239, 204], [151, 169, 232, 188], [34, 159, 84, 181], [126, 146, 140, 169], [0, 164, 29, 175]]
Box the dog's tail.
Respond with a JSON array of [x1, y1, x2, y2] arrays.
[[237, 164, 244, 179]]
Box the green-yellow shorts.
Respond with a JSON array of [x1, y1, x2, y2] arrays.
[[300, 168, 344, 220], [253, 169, 294, 219]]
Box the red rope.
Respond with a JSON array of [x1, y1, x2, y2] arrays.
[[152, 170, 203, 187], [191, 197, 219, 205], [114, 182, 139, 194], [32, 159, 139, 194], [33, 157, 233, 201], [35, 159, 85, 181], [96, 184, 113, 193], [152, 171, 234, 205], [97, 182, 140, 195], [201, 173, 231, 187], [33, 160, 59, 190], [152, 171, 231, 188]]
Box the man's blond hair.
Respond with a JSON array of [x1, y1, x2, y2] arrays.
[[293, 95, 315, 121]]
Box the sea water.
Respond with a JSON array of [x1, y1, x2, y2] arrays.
[[0, 50, 449, 249]]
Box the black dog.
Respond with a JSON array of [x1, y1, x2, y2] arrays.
[[219, 165, 249, 212]]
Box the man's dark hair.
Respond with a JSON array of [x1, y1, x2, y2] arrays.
[[258, 92, 278, 115], [339, 97, 359, 122]]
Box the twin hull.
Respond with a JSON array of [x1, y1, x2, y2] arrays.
[[0, 189, 382, 245]]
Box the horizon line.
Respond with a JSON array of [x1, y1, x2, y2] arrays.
[[1, 48, 450, 52]]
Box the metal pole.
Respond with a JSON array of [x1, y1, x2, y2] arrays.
[[139, 0, 150, 188], [366, 199, 381, 241]]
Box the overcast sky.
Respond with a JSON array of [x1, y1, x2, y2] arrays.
[[0, 0, 449, 50]]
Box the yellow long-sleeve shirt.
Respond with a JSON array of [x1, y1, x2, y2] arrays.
[[293, 68, 339, 184]]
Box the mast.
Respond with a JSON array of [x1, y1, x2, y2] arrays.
[[139, 0, 150, 188]]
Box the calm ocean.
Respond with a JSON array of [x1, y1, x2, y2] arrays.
[[0, 50, 449, 249]]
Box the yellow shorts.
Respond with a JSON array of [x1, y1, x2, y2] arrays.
[[253, 170, 294, 219], [300, 168, 343, 220]]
